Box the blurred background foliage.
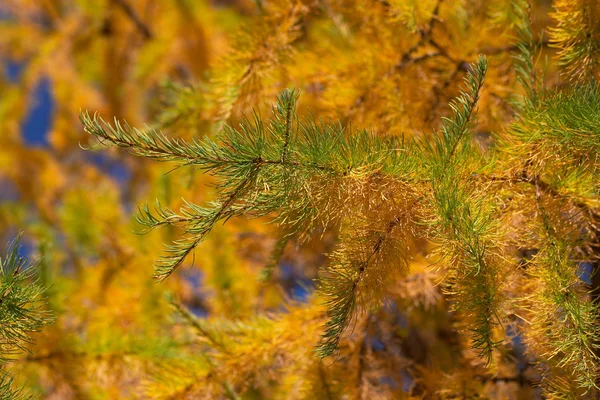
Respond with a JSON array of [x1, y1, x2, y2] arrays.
[[0, 0, 592, 399]]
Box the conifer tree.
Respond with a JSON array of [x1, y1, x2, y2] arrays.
[[0, 235, 53, 399], [2, 0, 600, 398], [80, 1, 600, 396]]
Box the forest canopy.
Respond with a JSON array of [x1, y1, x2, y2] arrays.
[[1, 0, 600, 399]]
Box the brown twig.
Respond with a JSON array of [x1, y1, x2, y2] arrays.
[[112, 0, 153, 40]]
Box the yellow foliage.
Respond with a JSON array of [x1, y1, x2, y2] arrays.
[[0, 0, 599, 399]]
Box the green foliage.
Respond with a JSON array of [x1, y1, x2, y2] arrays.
[[81, 90, 417, 282], [0, 373, 29, 400], [0, 235, 53, 399], [513, 83, 600, 176], [421, 56, 505, 362], [511, 0, 540, 106], [82, 59, 493, 360]]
